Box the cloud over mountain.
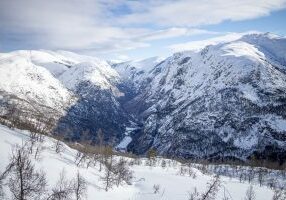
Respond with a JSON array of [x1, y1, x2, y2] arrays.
[[1, 0, 285, 56]]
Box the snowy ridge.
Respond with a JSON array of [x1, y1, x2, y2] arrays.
[[113, 57, 164, 78], [59, 61, 120, 91], [0, 50, 73, 110], [112, 57, 164, 91]]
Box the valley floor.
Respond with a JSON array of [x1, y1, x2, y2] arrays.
[[0, 125, 284, 200]]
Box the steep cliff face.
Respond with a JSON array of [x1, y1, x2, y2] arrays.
[[55, 61, 131, 143]]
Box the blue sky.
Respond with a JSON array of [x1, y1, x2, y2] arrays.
[[0, 0, 286, 61], [127, 9, 286, 60]]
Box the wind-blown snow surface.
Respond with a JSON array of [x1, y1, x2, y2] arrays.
[[0, 125, 278, 200]]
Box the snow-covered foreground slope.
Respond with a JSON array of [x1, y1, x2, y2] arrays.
[[0, 124, 282, 200]]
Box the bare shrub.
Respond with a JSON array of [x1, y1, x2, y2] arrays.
[[100, 154, 115, 191], [272, 189, 286, 200], [188, 175, 221, 200], [47, 169, 73, 200], [31, 142, 45, 161], [188, 187, 199, 200], [257, 168, 267, 186], [222, 186, 231, 200], [8, 145, 47, 200], [200, 175, 221, 200], [179, 165, 187, 176], [114, 158, 133, 187], [161, 160, 166, 168], [75, 152, 87, 167], [26, 132, 45, 160], [72, 171, 87, 200], [188, 167, 197, 179], [244, 185, 256, 200], [133, 157, 142, 166], [54, 139, 64, 154], [0, 162, 14, 197], [153, 184, 160, 194], [0, 171, 4, 199]]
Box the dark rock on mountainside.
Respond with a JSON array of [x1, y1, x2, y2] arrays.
[[54, 81, 130, 144]]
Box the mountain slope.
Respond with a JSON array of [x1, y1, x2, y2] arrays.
[[0, 50, 75, 132], [113, 57, 164, 88], [55, 57, 130, 143], [0, 50, 130, 142], [0, 50, 73, 108], [121, 33, 286, 162], [50, 50, 132, 142]]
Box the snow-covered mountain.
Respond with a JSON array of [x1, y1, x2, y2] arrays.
[[1, 33, 286, 162], [0, 50, 75, 132], [113, 57, 164, 89], [0, 50, 73, 108], [55, 60, 130, 142], [114, 33, 286, 162], [0, 50, 130, 142], [54, 54, 130, 142]]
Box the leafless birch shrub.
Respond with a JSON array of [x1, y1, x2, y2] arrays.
[[153, 184, 160, 194], [272, 189, 286, 200], [200, 175, 221, 200], [114, 158, 133, 186], [72, 171, 87, 200], [188, 175, 221, 200], [188, 187, 199, 200], [54, 139, 64, 154], [47, 169, 73, 200], [8, 145, 47, 200], [100, 155, 116, 191], [244, 185, 256, 200]]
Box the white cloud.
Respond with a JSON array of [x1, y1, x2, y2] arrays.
[[108, 54, 131, 63], [119, 0, 286, 26], [0, 0, 149, 51], [139, 28, 217, 41], [168, 31, 261, 52], [115, 54, 130, 61], [0, 0, 285, 55]]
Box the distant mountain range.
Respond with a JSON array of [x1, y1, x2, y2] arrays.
[[1, 33, 286, 163]]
